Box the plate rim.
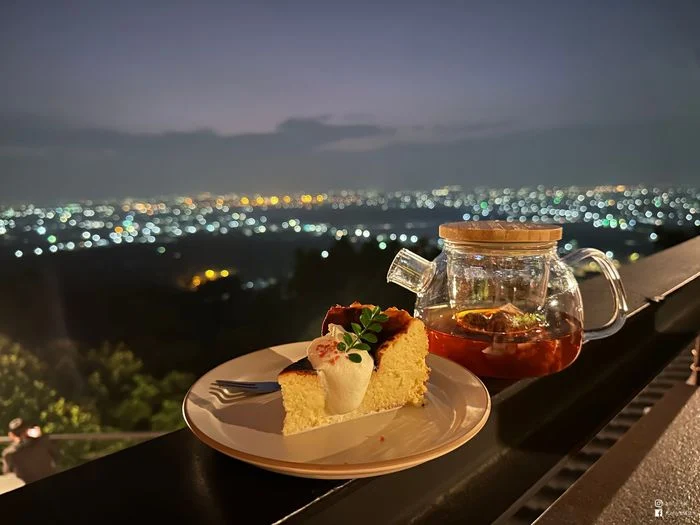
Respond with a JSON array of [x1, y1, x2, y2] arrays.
[[182, 342, 491, 476]]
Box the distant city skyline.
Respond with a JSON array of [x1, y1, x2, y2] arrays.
[[2, 1, 699, 201], [2, 185, 698, 260]]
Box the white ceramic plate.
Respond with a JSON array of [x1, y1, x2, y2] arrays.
[[183, 342, 491, 479]]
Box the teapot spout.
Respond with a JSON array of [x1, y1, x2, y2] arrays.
[[387, 248, 436, 296]]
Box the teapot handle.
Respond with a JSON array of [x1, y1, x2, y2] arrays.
[[562, 248, 629, 341]]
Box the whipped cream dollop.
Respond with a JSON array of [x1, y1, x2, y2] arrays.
[[307, 323, 374, 414]]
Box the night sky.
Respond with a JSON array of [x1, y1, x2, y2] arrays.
[[2, 0, 699, 202]]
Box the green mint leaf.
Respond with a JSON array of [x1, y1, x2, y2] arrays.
[[343, 333, 354, 346], [347, 353, 362, 363], [361, 332, 378, 343], [361, 307, 372, 318], [337, 342, 346, 351], [360, 314, 370, 327], [367, 323, 382, 332], [355, 343, 371, 351], [372, 306, 381, 315], [374, 314, 389, 322], [351, 322, 362, 335]]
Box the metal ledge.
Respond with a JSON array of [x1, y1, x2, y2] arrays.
[[535, 383, 700, 525]]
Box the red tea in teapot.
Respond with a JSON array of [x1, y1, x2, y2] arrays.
[[423, 303, 583, 378]]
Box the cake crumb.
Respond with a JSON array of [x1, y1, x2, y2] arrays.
[[380, 436, 385, 442]]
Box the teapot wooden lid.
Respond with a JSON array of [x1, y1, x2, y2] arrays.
[[439, 221, 562, 242]]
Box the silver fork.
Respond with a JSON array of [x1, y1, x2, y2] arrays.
[[208, 385, 256, 404], [211, 380, 280, 394]]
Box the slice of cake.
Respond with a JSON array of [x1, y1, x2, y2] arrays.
[[278, 302, 430, 435]]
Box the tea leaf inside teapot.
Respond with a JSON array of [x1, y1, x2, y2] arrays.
[[454, 303, 547, 334]]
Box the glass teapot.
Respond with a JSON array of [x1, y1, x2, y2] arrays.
[[387, 221, 628, 378]]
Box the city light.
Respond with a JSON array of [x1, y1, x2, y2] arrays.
[[0, 185, 696, 259]]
